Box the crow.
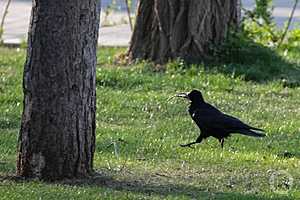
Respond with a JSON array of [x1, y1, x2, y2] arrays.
[[172, 90, 265, 148]]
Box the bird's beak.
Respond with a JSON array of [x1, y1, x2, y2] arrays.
[[175, 92, 189, 99], [167, 92, 189, 102]]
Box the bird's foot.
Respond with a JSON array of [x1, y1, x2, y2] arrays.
[[180, 144, 194, 149]]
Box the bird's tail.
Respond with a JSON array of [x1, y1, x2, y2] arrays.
[[237, 129, 266, 137], [249, 126, 265, 132]]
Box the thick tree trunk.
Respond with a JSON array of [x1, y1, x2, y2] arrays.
[[127, 0, 240, 64], [17, 0, 100, 180]]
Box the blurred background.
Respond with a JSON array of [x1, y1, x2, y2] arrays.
[[0, 0, 299, 46]]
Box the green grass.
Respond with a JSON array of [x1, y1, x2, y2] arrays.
[[0, 46, 300, 199]]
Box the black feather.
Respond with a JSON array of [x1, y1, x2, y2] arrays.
[[176, 90, 266, 148]]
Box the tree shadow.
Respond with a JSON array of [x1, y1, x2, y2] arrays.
[[0, 116, 20, 129], [0, 172, 293, 200], [277, 151, 300, 159], [190, 35, 300, 84]]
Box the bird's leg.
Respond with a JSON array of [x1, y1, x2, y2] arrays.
[[180, 141, 197, 148], [219, 138, 224, 149], [180, 135, 203, 148]]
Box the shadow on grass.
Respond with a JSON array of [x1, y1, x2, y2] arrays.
[[0, 172, 293, 200], [277, 151, 300, 159], [195, 36, 300, 84], [0, 116, 20, 129], [0, 170, 293, 200]]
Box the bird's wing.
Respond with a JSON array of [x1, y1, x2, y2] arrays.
[[222, 114, 264, 132], [190, 107, 225, 130], [192, 108, 263, 133]]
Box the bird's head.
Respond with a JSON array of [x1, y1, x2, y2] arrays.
[[173, 90, 204, 103]]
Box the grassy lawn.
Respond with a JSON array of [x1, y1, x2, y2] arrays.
[[0, 46, 299, 199]]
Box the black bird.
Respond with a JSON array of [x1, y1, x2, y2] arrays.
[[173, 90, 265, 148]]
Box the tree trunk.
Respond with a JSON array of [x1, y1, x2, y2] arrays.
[[127, 0, 240, 64], [17, 0, 100, 180]]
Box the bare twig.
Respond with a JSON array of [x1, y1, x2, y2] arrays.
[[124, 0, 133, 31], [277, 0, 299, 48], [0, 0, 12, 43]]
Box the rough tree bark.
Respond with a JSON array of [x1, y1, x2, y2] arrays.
[[127, 0, 240, 64], [17, 0, 100, 180]]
